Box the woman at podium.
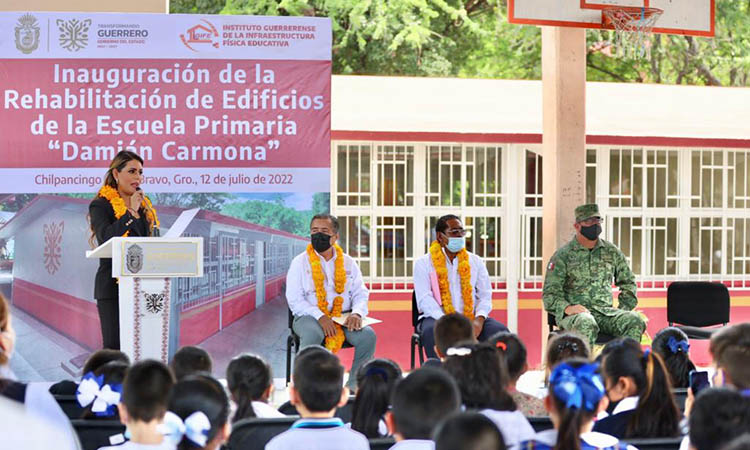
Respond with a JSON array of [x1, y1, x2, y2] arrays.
[[89, 151, 160, 350]]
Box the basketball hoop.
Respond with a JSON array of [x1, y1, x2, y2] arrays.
[[602, 6, 663, 59]]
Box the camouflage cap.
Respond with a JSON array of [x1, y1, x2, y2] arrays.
[[575, 204, 601, 222]]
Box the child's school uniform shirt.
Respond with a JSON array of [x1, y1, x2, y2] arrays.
[[479, 409, 536, 449], [98, 440, 176, 450], [592, 396, 639, 438], [252, 401, 286, 418], [265, 417, 369, 450], [520, 429, 637, 450], [388, 440, 435, 450]]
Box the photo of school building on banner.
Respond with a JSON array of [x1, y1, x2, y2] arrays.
[[0, 12, 331, 378]]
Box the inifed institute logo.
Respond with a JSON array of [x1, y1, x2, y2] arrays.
[[180, 19, 219, 52], [126, 244, 144, 274], [14, 14, 40, 54], [56, 18, 92, 52]]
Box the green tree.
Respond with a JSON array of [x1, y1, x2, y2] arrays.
[[170, 0, 225, 14], [311, 192, 330, 215], [221, 197, 310, 235], [150, 193, 231, 212]]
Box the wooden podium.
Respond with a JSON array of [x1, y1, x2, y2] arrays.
[[86, 237, 203, 362]]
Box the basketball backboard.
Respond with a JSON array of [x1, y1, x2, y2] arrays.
[[508, 0, 715, 37]]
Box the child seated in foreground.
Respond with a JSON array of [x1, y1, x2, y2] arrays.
[[98, 359, 176, 450], [162, 374, 230, 450], [490, 332, 546, 416], [385, 367, 462, 450], [265, 351, 368, 450], [520, 358, 635, 450]]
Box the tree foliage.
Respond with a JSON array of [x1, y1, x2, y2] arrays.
[[174, 0, 750, 85], [221, 196, 313, 235]]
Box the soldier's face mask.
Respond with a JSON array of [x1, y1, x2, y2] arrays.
[[580, 223, 602, 241]]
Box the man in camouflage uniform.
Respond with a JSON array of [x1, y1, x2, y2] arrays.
[[543, 204, 646, 347]]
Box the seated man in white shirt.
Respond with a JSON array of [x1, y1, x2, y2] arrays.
[[286, 214, 376, 390], [413, 214, 508, 359]]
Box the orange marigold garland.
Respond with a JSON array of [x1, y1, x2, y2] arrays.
[[307, 243, 347, 352], [98, 185, 160, 236], [429, 240, 475, 320]]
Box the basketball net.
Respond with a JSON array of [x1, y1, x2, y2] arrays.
[[602, 7, 663, 59]]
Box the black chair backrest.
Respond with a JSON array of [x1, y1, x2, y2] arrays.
[[334, 395, 357, 423], [70, 419, 126, 450], [54, 394, 85, 419], [667, 281, 730, 327], [548, 313, 557, 330], [288, 307, 295, 329], [277, 400, 299, 416], [528, 416, 554, 433], [672, 388, 688, 412], [623, 437, 683, 450], [369, 437, 397, 450], [411, 291, 419, 328], [226, 416, 299, 450]]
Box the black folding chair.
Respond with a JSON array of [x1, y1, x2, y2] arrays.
[[528, 416, 554, 433], [54, 394, 85, 419], [71, 419, 126, 450], [667, 281, 730, 339], [286, 308, 353, 383], [225, 417, 299, 450], [369, 437, 397, 450], [410, 291, 426, 369], [547, 312, 616, 345], [623, 437, 683, 450]]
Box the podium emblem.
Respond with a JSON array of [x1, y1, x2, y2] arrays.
[[144, 293, 165, 314], [126, 244, 144, 273]]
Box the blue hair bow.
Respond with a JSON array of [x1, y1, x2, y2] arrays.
[[549, 362, 605, 412], [76, 372, 122, 417], [667, 336, 690, 354]]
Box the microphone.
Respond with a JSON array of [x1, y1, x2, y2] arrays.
[[136, 187, 160, 236]]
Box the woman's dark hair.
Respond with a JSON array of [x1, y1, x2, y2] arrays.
[[600, 338, 680, 438], [545, 332, 590, 384], [351, 358, 402, 438], [226, 354, 272, 423], [167, 374, 229, 450], [81, 361, 129, 420], [548, 358, 605, 450], [89, 150, 147, 246], [652, 327, 696, 388], [442, 341, 516, 411], [488, 331, 527, 382]]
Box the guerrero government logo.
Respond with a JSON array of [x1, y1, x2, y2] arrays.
[[15, 14, 40, 54], [57, 18, 92, 52]]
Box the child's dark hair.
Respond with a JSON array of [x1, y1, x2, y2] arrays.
[[710, 323, 750, 390], [434, 314, 474, 356], [390, 367, 461, 440], [167, 374, 229, 450], [547, 358, 606, 450], [292, 350, 344, 413], [600, 338, 680, 438], [546, 332, 590, 372], [170, 346, 212, 381], [81, 361, 129, 420], [721, 434, 750, 450], [689, 388, 750, 450], [122, 359, 175, 422], [351, 358, 402, 438], [488, 331, 527, 382], [442, 341, 516, 411], [226, 354, 272, 423], [652, 327, 696, 388], [434, 412, 507, 450], [83, 349, 130, 375]]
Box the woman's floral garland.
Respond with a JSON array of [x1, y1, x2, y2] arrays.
[[307, 243, 346, 352], [429, 240, 474, 319], [98, 185, 160, 236]]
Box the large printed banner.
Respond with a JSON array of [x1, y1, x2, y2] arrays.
[[0, 12, 331, 193]]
